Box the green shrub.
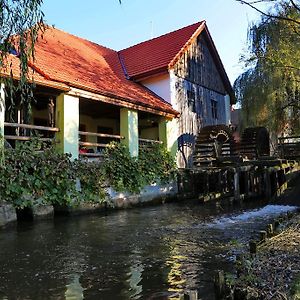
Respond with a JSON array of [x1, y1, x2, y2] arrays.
[[0, 139, 77, 208], [72, 159, 106, 203], [0, 140, 177, 208], [103, 142, 143, 193], [139, 143, 177, 185], [103, 142, 177, 193]]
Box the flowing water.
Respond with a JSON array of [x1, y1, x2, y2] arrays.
[[0, 199, 298, 300]]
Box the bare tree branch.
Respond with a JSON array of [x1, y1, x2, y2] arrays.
[[236, 0, 300, 25], [290, 0, 300, 12]]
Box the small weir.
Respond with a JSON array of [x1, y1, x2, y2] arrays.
[[178, 159, 298, 203], [178, 125, 300, 204]]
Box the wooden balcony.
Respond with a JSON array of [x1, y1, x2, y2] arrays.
[[139, 138, 163, 150], [4, 122, 60, 147], [79, 131, 124, 160]]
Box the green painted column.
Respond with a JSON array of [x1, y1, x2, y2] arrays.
[[158, 117, 178, 158], [0, 83, 5, 148], [55, 93, 79, 160], [120, 108, 138, 157]]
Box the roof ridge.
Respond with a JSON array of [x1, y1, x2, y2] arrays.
[[119, 20, 205, 52]]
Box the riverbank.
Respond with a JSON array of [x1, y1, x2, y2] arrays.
[[223, 211, 300, 300], [218, 171, 300, 300], [0, 181, 177, 227]]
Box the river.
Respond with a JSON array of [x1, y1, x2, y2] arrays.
[[0, 199, 298, 300]]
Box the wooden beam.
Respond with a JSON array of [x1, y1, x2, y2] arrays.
[[79, 130, 124, 139], [4, 135, 55, 142], [139, 138, 163, 144], [79, 141, 108, 148], [4, 122, 60, 132]]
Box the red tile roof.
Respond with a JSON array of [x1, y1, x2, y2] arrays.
[[30, 27, 178, 117], [119, 21, 234, 102], [0, 27, 178, 117], [0, 54, 69, 91], [2, 21, 234, 114], [119, 22, 205, 79]]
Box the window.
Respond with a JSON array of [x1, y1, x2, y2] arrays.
[[187, 89, 196, 113], [211, 99, 218, 119]]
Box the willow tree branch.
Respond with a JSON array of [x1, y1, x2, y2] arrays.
[[236, 0, 300, 25], [290, 0, 300, 12]]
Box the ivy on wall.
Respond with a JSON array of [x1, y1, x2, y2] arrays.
[[0, 140, 177, 208], [103, 142, 177, 194]]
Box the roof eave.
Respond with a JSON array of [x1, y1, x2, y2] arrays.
[[26, 58, 178, 118], [0, 72, 70, 92]]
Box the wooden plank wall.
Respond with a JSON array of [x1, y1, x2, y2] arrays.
[[173, 33, 228, 168]]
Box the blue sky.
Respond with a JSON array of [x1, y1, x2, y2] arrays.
[[41, 0, 266, 84]]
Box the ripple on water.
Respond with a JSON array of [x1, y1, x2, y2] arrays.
[[206, 205, 298, 229]]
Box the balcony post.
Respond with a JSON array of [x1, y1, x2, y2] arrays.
[[120, 108, 138, 157], [0, 83, 5, 150], [158, 117, 178, 157], [55, 93, 79, 160]]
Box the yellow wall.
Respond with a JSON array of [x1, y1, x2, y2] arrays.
[[140, 127, 159, 140], [31, 108, 119, 137], [79, 114, 119, 151], [120, 108, 139, 157], [80, 114, 118, 134], [0, 84, 5, 138], [55, 94, 79, 159], [31, 100, 175, 159], [31, 107, 48, 122]]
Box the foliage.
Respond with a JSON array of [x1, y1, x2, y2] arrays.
[[291, 274, 300, 299], [236, 0, 300, 26], [234, 1, 300, 135], [103, 142, 177, 194], [103, 142, 143, 193], [72, 159, 107, 204], [0, 0, 44, 121], [0, 140, 177, 208], [0, 139, 77, 208], [139, 143, 177, 185]]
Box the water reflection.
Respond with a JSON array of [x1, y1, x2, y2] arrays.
[[0, 200, 297, 299], [65, 274, 84, 300], [122, 249, 144, 299], [166, 246, 186, 294]]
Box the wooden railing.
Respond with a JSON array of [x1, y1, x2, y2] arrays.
[[278, 136, 300, 159], [4, 122, 59, 143], [139, 138, 163, 148], [78, 131, 124, 159]]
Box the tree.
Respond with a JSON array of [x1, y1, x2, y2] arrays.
[[0, 0, 44, 121], [234, 1, 300, 136], [236, 0, 300, 26]]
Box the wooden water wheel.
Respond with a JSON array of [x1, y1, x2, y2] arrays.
[[239, 127, 270, 159], [193, 125, 234, 167]]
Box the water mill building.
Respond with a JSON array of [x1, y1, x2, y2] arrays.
[[0, 21, 234, 167]]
